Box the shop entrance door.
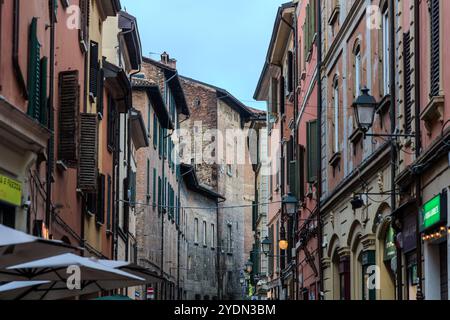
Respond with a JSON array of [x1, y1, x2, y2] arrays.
[[0, 203, 15, 228], [439, 241, 448, 300]]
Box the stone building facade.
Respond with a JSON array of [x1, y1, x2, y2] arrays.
[[180, 76, 256, 299]]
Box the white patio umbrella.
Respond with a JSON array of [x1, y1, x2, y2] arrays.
[[1, 253, 146, 282], [0, 224, 78, 269], [0, 281, 50, 300], [97, 260, 163, 284], [0, 253, 146, 300]]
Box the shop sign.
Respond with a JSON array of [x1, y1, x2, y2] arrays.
[[421, 192, 447, 232], [384, 226, 396, 261], [0, 174, 22, 207]]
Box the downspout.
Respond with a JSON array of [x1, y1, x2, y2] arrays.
[[316, 0, 324, 300], [12, 0, 27, 98], [389, 0, 402, 300], [46, 0, 56, 233], [414, 0, 424, 300]]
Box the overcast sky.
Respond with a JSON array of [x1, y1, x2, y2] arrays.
[[121, 0, 288, 110]]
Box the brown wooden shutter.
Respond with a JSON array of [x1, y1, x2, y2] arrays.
[[97, 68, 104, 116], [79, 0, 89, 50], [430, 0, 440, 97], [307, 120, 318, 183], [58, 71, 79, 166], [89, 41, 99, 97], [78, 113, 98, 192], [403, 32, 413, 134]]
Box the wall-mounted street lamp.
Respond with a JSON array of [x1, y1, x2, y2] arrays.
[[282, 192, 298, 217], [245, 259, 253, 274], [261, 236, 271, 256], [279, 225, 289, 251], [353, 87, 415, 138]]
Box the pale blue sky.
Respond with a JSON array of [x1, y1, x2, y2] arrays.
[[121, 0, 288, 109]]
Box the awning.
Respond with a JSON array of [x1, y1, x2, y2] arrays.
[[0, 224, 78, 268]]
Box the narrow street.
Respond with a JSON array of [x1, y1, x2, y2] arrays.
[[0, 0, 449, 304]]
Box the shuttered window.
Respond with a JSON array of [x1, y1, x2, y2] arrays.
[[403, 32, 413, 134], [279, 76, 285, 115], [287, 51, 294, 93], [107, 95, 115, 151], [430, 0, 440, 97], [298, 145, 305, 201], [39, 57, 48, 127], [153, 113, 158, 149], [158, 176, 162, 213], [27, 18, 42, 122], [130, 171, 136, 206], [96, 173, 105, 224], [106, 174, 112, 231], [146, 159, 150, 203], [78, 113, 98, 192], [89, 41, 99, 98], [58, 71, 79, 166], [307, 120, 318, 183], [79, 0, 89, 51], [152, 168, 157, 209], [97, 68, 104, 116], [252, 201, 257, 231], [269, 224, 274, 275]]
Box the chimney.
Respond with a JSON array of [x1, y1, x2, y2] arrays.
[[160, 51, 177, 69]]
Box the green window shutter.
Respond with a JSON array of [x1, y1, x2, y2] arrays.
[[89, 41, 99, 97], [39, 57, 48, 126], [158, 125, 163, 157], [152, 168, 157, 208], [158, 176, 162, 213], [289, 160, 297, 197], [27, 18, 41, 121], [146, 159, 150, 198], [298, 145, 306, 201], [307, 120, 318, 183], [163, 129, 167, 158]]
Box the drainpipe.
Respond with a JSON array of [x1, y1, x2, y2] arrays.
[[389, 0, 402, 301], [414, 0, 424, 301], [12, 0, 27, 97], [46, 0, 56, 234], [316, 0, 324, 300]]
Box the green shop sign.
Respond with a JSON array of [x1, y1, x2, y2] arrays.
[[421, 193, 446, 231]]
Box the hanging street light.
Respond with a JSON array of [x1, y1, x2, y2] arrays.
[[282, 192, 298, 217], [261, 236, 271, 256]]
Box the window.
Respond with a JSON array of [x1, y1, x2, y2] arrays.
[[96, 174, 105, 225], [146, 159, 150, 203], [227, 164, 233, 177], [333, 78, 340, 153], [430, 0, 440, 97], [403, 32, 413, 134], [339, 257, 350, 300], [203, 221, 207, 246], [153, 113, 158, 149], [227, 224, 233, 253], [147, 105, 151, 138], [107, 95, 115, 151], [354, 45, 361, 98], [382, 8, 390, 95], [157, 177, 162, 213], [89, 41, 99, 98], [106, 175, 112, 231], [306, 121, 318, 183], [58, 71, 79, 165], [211, 224, 215, 248], [194, 218, 199, 244], [270, 78, 278, 115]]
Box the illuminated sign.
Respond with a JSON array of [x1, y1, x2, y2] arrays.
[[421, 192, 448, 232], [0, 174, 22, 207]]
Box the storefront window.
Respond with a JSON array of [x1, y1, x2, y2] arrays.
[[339, 257, 350, 300], [406, 252, 418, 300], [361, 251, 376, 300]]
